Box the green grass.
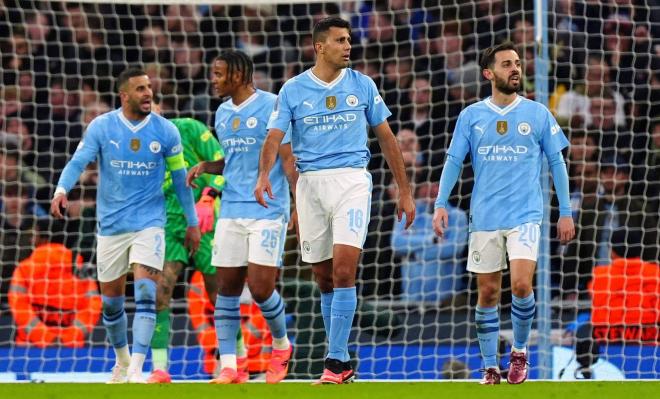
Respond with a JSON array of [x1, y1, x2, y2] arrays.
[[2, 381, 659, 399]]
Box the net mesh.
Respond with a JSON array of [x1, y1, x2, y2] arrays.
[[0, 0, 658, 381]]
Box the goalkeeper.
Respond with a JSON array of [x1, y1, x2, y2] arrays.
[[147, 110, 247, 384]]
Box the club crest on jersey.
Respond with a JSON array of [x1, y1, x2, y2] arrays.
[[149, 141, 161, 153], [517, 122, 531, 136], [232, 117, 240, 131], [472, 251, 482, 264], [346, 94, 359, 107], [246, 117, 258, 128], [496, 121, 508, 135], [130, 138, 141, 152], [326, 96, 337, 110]]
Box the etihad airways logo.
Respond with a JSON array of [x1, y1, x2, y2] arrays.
[[110, 160, 158, 176], [222, 136, 257, 153], [303, 113, 357, 124], [303, 112, 357, 132], [478, 145, 528, 162]]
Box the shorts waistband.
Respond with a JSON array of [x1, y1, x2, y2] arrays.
[[300, 167, 367, 177]]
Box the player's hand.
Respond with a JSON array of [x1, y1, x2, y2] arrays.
[[557, 216, 575, 244], [186, 162, 207, 188], [184, 226, 201, 255], [433, 208, 449, 238], [51, 193, 68, 218], [397, 190, 416, 229], [196, 187, 216, 234], [254, 174, 274, 208]]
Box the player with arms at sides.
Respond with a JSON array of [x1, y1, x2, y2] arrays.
[[51, 68, 201, 383], [432, 42, 575, 385], [255, 17, 415, 384], [147, 105, 248, 383], [187, 50, 297, 384]]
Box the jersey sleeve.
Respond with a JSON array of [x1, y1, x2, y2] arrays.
[[539, 106, 569, 156], [365, 77, 392, 126], [56, 118, 102, 192], [281, 123, 292, 145], [163, 121, 185, 171], [267, 83, 294, 133], [446, 109, 471, 160]]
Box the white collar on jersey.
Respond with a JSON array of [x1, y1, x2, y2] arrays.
[[484, 95, 522, 115], [229, 90, 260, 112], [307, 68, 347, 89], [118, 109, 152, 133]]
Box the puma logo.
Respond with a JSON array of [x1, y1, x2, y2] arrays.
[[109, 140, 120, 149], [475, 126, 484, 134], [303, 101, 314, 109]]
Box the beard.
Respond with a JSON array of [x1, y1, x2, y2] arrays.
[[494, 73, 521, 95], [130, 99, 151, 116]]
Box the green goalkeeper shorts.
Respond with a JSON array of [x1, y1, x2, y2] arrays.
[[164, 216, 216, 275]]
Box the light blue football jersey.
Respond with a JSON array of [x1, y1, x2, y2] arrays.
[[268, 68, 391, 172], [447, 95, 569, 231], [215, 89, 291, 221], [57, 109, 184, 235]]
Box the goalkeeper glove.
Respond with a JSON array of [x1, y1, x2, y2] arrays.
[[196, 187, 218, 233]]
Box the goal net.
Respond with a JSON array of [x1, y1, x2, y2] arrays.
[[0, 0, 658, 382]]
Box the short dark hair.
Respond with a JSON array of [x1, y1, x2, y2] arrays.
[[214, 50, 254, 86], [312, 17, 351, 44], [116, 67, 147, 92], [479, 41, 518, 71]]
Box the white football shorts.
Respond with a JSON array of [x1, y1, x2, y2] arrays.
[[466, 223, 540, 273], [212, 216, 287, 267], [96, 227, 165, 282], [296, 168, 372, 263]]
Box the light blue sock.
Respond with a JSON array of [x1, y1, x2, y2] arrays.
[[475, 305, 499, 369], [215, 295, 241, 355], [511, 293, 535, 350], [257, 290, 287, 339], [132, 279, 157, 355], [328, 287, 356, 363], [320, 291, 333, 338], [102, 295, 127, 348]]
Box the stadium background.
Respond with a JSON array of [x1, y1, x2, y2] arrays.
[[0, 0, 658, 382]]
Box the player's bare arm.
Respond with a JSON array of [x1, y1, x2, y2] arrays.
[[254, 128, 286, 207], [279, 142, 299, 231], [186, 159, 225, 188], [372, 121, 415, 229]]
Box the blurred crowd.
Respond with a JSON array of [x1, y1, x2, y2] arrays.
[[0, 0, 658, 317]]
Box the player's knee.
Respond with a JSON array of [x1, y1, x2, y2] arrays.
[[247, 282, 274, 304], [478, 285, 500, 306], [313, 272, 333, 292], [511, 280, 533, 298]]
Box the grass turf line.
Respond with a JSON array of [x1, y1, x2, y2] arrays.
[[2, 381, 659, 399]]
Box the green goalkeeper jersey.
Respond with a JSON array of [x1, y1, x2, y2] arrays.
[[163, 118, 225, 218]]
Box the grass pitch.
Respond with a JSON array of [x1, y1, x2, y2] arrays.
[[3, 381, 659, 399]]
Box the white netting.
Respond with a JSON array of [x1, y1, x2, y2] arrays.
[[0, 0, 658, 382]]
